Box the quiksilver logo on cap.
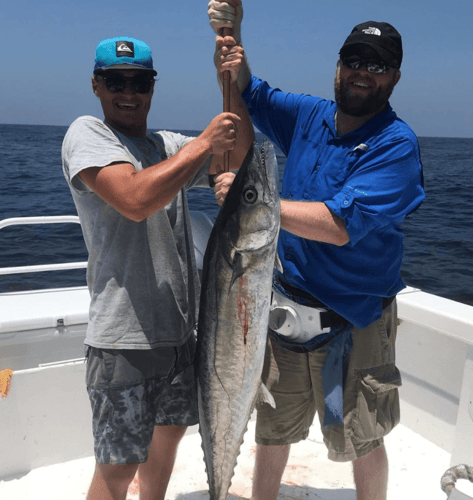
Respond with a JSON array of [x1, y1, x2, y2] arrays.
[[362, 27, 382, 36], [116, 41, 134, 57]]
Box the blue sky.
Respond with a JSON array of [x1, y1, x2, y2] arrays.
[[2, 0, 472, 138]]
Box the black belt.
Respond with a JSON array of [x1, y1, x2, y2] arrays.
[[275, 278, 395, 329], [382, 295, 396, 310]]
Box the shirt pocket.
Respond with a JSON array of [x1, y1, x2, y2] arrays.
[[350, 363, 402, 443], [283, 133, 322, 199], [317, 146, 359, 194]]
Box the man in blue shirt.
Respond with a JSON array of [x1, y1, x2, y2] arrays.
[[209, 2, 425, 500]]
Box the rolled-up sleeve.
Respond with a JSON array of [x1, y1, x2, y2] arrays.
[[325, 138, 425, 246]]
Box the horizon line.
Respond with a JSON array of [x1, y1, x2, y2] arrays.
[[0, 122, 472, 141]]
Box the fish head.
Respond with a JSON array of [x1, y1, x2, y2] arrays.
[[215, 141, 280, 263]]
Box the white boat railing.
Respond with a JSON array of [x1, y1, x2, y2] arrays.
[[0, 216, 87, 276]]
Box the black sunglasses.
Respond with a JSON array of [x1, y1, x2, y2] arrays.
[[341, 55, 393, 74], [95, 73, 155, 94]]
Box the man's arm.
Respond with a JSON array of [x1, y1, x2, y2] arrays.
[[207, 0, 253, 173], [208, 1, 348, 246], [209, 0, 251, 93], [209, 78, 254, 174], [212, 178, 349, 244], [79, 113, 240, 222], [211, 37, 253, 172], [281, 201, 350, 246]]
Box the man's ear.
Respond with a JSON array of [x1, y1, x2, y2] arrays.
[[91, 76, 99, 96], [393, 70, 401, 87]]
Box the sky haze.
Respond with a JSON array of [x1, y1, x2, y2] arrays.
[[2, 0, 472, 138]]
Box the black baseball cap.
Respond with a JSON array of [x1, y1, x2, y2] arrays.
[[339, 21, 403, 68]]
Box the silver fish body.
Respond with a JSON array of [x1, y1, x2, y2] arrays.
[[196, 141, 280, 500]]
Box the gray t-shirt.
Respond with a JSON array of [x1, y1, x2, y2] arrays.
[[62, 115, 211, 349]]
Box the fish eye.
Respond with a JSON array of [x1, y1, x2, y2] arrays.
[[243, 188, 258, 204]]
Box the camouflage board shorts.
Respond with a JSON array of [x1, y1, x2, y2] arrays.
[[85, 334, 198, 465]]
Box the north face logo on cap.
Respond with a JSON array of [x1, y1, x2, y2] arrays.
[[362, 27, 382, 36], [116, 41, 134, 57]]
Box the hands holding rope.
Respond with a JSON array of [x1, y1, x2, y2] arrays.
[[209, 33, 244, 204], [204, 30, 244, 174], [210, 0, 246, 90], [208, 0, 252, 200], [208, 0, 243, 38], [215, 37, 245, 86], [211, 32, 244, 202]]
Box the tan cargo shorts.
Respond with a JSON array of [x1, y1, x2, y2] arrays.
[[255, 300, 401, 462]]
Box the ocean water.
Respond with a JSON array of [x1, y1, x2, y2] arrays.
[[0, 124, 472, 307]]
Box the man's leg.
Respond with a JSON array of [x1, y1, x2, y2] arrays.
[[252, 335, 315, 500], [352, 444, 388, 500], [349, 303, 397, 500], [310, 303, 398, 499], [137, 334, 198, 499], [87, 462, 138, 500], [138, 425, 187, 500], [85, 346, 181, 500], [251, 443, 291, 500]]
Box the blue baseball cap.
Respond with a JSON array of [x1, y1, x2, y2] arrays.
[[94, 36, 157, 75]]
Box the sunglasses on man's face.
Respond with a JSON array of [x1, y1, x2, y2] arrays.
[[95, 74, 155, 94], [341, 55, 393, 74]]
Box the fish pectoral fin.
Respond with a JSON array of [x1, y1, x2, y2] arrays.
[[256, 382, 276, 409], [230, 252, 245, 289], [274, 253, 283, 274]]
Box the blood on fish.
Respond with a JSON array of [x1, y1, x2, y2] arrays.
[[237, 276, 249, 345]]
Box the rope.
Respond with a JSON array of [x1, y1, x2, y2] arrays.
[[441, 464, 473, 495], [222, 27, 232, 172]]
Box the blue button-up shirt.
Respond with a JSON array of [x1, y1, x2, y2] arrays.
[[242, 76, 425, 328]]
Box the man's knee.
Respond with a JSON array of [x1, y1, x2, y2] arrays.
[[151, 425, 187, 447], [95, 462, 139, 488], [353, 444, 387, 468]]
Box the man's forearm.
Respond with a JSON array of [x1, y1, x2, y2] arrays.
[[236, 54, 251, 93], [280, 200, 350, 246], [211, 82, 253, 173], [227, 80, 254, 170], [80, 136, 215, 223], [132, 137, 216, 215]]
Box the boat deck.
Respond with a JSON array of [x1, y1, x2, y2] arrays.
[[3, 418, 471, 500], [2, 217, 473, 499]]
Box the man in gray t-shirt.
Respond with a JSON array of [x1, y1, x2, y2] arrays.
[[62, 36, 252, 499]]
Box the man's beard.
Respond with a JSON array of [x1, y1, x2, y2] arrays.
[[334, 72, 395, 117]]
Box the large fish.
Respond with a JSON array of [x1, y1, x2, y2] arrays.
[[196, 140, 280, 500]]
